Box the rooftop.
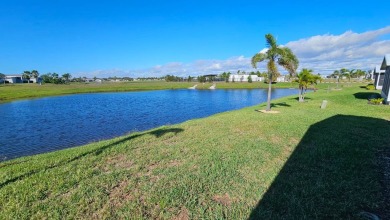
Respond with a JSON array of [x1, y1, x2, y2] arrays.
[[380, 54, 390, 70]]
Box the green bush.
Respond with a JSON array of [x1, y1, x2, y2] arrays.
[[366, 84, 375, 90], [369, 98, 383, 105], [248, 75, 252, 83]]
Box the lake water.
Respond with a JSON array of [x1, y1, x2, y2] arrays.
[[0, 89, 298, 161]]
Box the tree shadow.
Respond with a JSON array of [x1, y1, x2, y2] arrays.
[[290, 97, 312, 101], [270, 102, 291, 108], [353, 92, 381, 100], [248, 115, 389, 219], [0, 127, 184, 189], [149, 128, 183, 138]]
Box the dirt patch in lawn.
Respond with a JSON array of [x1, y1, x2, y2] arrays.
[[173, 207, 189, 220], [212, 193, 234, 206]]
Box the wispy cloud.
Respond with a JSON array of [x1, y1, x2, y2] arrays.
[[286, 26, 390, 73], [78, 26, 390, 77]]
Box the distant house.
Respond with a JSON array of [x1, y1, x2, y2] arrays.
[[29, 77, 42, 83], [276, 76, 286, 82], [3, 74, 42, 84], [229, 74, 264, 82], [5, 75, 23, 83], [373, 66, 385, 90], [380, 54, 390, 104], [84, 78, 94, 82]]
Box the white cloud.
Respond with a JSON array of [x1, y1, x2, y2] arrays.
[[77, 26, 390, 77], [286, 26, 390, 73]]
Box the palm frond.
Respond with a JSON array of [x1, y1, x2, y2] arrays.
[[278, 47, 299, 77], [251, 53, 267, 69], [265, 34, 277, 49]]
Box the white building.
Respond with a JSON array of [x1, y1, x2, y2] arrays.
[[276, 76, 286, 82], [380, 54, 390, 104], [2, 75, 42, 84], [5, 75, 24, 83], [228, 75, 264, 82]]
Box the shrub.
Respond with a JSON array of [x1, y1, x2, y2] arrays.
[[248, 75, 252, 83], [366, 84, 375, 90], [369, 98, 383, 105]]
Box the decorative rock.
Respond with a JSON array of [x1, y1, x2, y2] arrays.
[[321, 100, 328, 109]]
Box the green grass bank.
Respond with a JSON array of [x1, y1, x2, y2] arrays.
[[0, 85, 389, 219], [0, 80, 359, 103]]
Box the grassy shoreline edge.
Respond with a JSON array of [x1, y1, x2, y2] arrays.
[[0, 81, 346, 104], [1, 84, 389, 219]]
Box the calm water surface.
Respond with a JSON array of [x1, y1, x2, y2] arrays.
[[0, 89, 298, 161]]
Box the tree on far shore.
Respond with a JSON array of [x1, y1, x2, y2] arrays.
[[62, 73, 72, 83], [31, 70, 39, 79], [22, 71, 31, 83], [251, 33, 299, 111], [0, 73, 5, 84]]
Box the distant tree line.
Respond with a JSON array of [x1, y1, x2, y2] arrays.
[[41, 73, 72, 84], [329, 68, 367, 80]]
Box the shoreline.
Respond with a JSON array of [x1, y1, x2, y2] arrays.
[[0, 81, 366, 104]]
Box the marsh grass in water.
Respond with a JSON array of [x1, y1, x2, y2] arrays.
[[0, 85, 389, 219]]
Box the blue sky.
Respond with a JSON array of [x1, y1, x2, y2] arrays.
[[1, 0, 390, 77]]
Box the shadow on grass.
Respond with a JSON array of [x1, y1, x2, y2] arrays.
[[290, 97, 312, 101], [270, 102, 291, 108], [353, 92, 381, 100], [0, 127, 184, 189], [258, 102, 291, 109], [248, 115, 389, 219]]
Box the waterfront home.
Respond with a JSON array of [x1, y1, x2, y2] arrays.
[[5, 75, 24, 83], [3, 75, 42, 84], [373, 66, 385, 90], [229, 74, 265, 82], [380, 54, 390, 104]]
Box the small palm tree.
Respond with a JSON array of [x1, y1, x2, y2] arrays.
[[296, 69, 320, 102], [252, 33, 299, 111], [333, 70, 341, 88]]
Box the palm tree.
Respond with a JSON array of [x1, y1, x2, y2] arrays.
[[333, 70, 341, 88], [355, 69, 366, 79], [31, 70, 39, 79], [22, 71, 31, 83], [252, 33, 299, 111], [343, 69, 353, 82], [296, 69, 320, 102], [62, 73, 72, 82], [31, 70, 39, 83]]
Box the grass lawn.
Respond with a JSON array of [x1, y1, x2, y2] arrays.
[[0, 84, 389, 219]]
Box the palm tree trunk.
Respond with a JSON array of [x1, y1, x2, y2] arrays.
[[266, 78, 272, 111], [299, 86, 304, 102]]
